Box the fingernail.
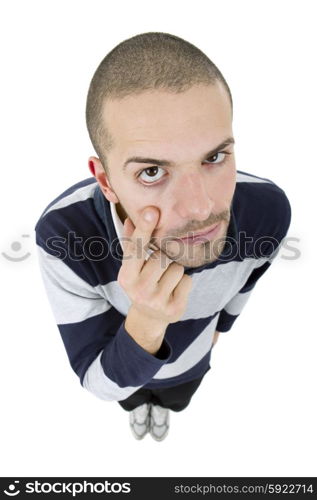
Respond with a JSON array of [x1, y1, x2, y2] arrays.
[[143, 210, 154, 222]]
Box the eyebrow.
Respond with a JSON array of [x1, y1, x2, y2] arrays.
[[122, 137, 235, 170]]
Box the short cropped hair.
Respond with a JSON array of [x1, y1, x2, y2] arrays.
[[85, 32, 233, 175]]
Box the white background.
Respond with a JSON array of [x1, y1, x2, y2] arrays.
[[0, 0, 316, 477]]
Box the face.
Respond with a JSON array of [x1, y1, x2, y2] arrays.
[[90, 83, 236, 268]]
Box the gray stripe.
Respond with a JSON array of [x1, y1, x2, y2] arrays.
[[153, 315, 219, 379], [236, 172, 273, 184], [97, 257, 271, 322], [36, 245, 110, 324], [42, 182, 97, 218], [182, 257, 270, 319], [224, 289, 253, 316], [83, 351, 142, 401]]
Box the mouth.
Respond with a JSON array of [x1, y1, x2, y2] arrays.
[[173, 222, 221, 245]]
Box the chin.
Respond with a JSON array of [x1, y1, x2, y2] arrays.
[[163, 233, 227, 265], [178, 252, 220, 268]]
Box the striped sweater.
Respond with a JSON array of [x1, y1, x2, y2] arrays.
[[34, 170, 291, 401]]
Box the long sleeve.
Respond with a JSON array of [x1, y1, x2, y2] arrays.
[[215, 259, 272, 332], [216, 180, 292, 333], [35, 245, 172, 401]]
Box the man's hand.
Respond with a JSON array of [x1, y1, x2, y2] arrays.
[[118, 206, 193, 354]]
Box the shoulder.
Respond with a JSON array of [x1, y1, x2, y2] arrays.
[[34, 177, 99, 241], [35, 177, 97, 225], [34, 177, 117, 287], [233, 170, 292, 242]]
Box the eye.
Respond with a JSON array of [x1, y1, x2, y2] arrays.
[[138, 166, 165, 184], [137, 151, 232, 186], [204, 151, 229, 164]]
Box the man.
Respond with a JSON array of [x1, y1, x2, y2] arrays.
[[34, 32, 291, 441]]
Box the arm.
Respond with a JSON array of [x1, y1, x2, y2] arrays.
[[215, 213, 290, 335], [215, 259, 272, 333], [35, 244, 172, 402], [215, 184, 292, 339], [124, 305, 168, 355]]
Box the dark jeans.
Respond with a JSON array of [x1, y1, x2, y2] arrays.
[[118, 374, 206, 412]]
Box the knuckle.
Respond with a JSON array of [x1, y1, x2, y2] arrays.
[[166, 302, 182, 319], [136, 277, 150, 294], [166, 302, 176, 317], [147, 251, 167, 270], [149, 296, 163, 312], [126, 239, 138, 254], [173, 295, 184, 310], [148, 249, 161, 261], [132, 287, 147, 306]]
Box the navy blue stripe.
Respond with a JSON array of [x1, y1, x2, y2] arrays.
[[143, 350, 213, 389], [164, 312, 219, 362], [232, 180, 291, 257], [101, 323, 172, 388], [239, 262, 272, 293], [216, 309, 239, 332], [35, 177, 96, 223], [58, 307, 125, 385], [35, 198, 121, 286], [59, 305, 173, 388]]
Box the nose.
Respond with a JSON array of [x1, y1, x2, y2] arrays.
[[172, 171, 215, 220]]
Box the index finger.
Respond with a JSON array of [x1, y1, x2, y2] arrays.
[[121, 206, 161, 275]]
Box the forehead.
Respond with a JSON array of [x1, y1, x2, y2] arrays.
[[103, 83, 232, 153]]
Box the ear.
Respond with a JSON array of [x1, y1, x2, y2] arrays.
[[88, 156, 119, 204]]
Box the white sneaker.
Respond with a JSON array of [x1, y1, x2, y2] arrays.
[[149, 404, 170, 441], [129, 403, 150, 440]]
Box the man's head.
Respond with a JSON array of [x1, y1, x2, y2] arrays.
[[86, 32, 236, 268]]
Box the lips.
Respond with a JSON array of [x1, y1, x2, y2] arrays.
[[177, 222, 220, 240]]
